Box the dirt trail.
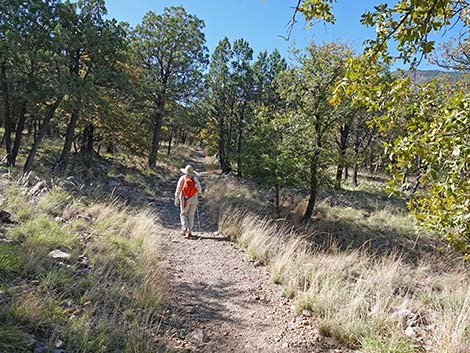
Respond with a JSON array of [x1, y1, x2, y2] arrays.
[[156, 150, 345, 353]]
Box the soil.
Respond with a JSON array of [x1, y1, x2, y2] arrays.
[[156, 150, 354, 353]]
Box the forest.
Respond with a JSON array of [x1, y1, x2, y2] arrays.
[[1, 0, 470, 352], [1, 0, 468, 252]]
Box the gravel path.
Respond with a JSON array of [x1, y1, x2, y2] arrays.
[[156, 150, 350, 353]]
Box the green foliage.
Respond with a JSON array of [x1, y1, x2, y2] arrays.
[[382, 80, 470, 255], [333, 53, 470, 255], [132, 6, 208, 166], [0, 243, 24, 278], [296, 0, 470, 66], [9, 215, 76, 274], [360, 334, 418, 353], [4, 186, 34, 222], [10, 215, 75, 250], [0, 182, 167, 353], [0, 324, 31, 353], [37, 187, 72, 216], [274, 42, 352, 219]]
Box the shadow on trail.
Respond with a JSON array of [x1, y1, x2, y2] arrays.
[[166, 278, 274, 349], [188, 234, 230, 242]]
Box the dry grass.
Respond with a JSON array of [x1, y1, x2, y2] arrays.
[[209, 169, 470, 353], [0, 182, 168, 353], [219, 210, 470, 352]]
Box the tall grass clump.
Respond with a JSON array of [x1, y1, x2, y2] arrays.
[[0, 180, 168, 353], [218, 209, 470, 352]]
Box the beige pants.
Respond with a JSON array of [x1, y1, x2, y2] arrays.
[[180, 194, 198, 232]]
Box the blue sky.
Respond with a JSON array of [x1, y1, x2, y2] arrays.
[[105, 0, 445, 70]]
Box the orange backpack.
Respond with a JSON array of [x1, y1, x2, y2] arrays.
[[182, 176, 197, 199]]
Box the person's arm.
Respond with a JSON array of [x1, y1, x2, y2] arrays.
[[195, 176, 202, 194], [175, 176, 184, 205]]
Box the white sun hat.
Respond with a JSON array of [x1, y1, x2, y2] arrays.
[[180, 164, 199, 176]]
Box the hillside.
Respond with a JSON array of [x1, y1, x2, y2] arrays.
[[398, 69, 464, 83], [0, 143, 469, 352]]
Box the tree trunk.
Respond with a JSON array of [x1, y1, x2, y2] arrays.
[[302, 150, 320, 222], [8, 100, 27, 166], [237, 111, 244, 178], [401, 168, 408, 186], [148, 106, 163, 168], [218, 115, 231, 173], [82, 122, 94, 156], [344, 167, 349, 180], [335, 123, 350, 189], [335, 164, 343, 188], [26, 115, 34, 141], [0, 62, 12, 159], [275, 184, 280, 218], [373, 156, 381, 174], [23, 97, 62, 175], [352, 161, 359, 186], [55, 109, 79, 175], [33, 118, 39, 140], [412, 175, 421, 194], [167, 125, 174, 156]]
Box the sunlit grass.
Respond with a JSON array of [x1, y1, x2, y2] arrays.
[[208, 171, 469, 352], [0, 181, 168, 352]]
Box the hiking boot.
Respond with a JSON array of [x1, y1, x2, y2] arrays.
[[181, 229, 187, 237]]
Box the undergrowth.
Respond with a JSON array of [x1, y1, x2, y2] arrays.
[[0, 181, 168, 353], [206, 174, 470, 352]]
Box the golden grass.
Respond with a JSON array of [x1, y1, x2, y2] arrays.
[[218, 208, 470, 352], [0, 182, 168, 353]]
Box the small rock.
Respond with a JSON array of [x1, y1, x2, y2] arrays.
[[33, 342, 48, 353], [184, 306, 195, 314], [301, 310, 313, 317], [405, 326, 416, 337], [108, 180, 120, 187], [29, 181, 47, 196], [96, 163, 108, 173], [391, 308, 413, 324], [77, 214, 93, 221], [190, 328, 207, 343], [0, 210, 15, 224], [48, 250, 71, 259], [55, 340, 64, 348], [282, 341, 289, 348], [117, 186, 130, 193]]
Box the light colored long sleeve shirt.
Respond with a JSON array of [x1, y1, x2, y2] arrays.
[[175, 175, 202, 200]]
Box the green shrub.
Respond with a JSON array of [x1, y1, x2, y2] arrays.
[[9, 215, 76, 274], [0, 243, 25, 278], [37, 187, 72, 216], [360, 334, 419, 353], [0, 324, 31, 353]]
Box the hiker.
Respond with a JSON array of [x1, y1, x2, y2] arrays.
[[175, 164, 202, 237]]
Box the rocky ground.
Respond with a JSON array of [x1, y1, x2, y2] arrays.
[[156, 151, 355, 353]]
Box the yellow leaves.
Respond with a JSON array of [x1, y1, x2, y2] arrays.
[[298, 0, 336, 24], [328, 95, 340, 107]]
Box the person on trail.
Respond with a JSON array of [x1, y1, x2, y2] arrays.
[[175, 164, 202, 237]]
